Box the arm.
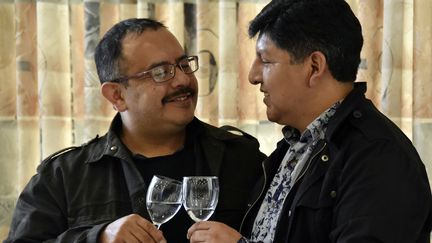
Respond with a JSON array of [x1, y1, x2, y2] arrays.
[[5, 172, 165, 243]]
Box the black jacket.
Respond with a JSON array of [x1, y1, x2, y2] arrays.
[[241, 83, 432, 243], [5, 116, 267, 243]]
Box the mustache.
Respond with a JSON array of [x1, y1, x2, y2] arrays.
[[162, 86, 196, 104]]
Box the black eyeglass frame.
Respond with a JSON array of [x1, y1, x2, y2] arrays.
[[111, 55, 199, 83]]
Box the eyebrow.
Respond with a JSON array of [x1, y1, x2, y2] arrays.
[[146, 54, 188, 70], [256, 51, 267, 59]]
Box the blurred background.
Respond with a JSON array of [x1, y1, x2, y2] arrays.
[[0, 0, 431, 239]]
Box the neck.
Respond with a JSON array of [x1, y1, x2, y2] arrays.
[[296, 81, 353, 132], [120, 123, 187, 158]]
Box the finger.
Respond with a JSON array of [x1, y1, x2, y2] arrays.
[[189, 228, 209, 243], [128, 227, 156, 243], [135, 218, 166, 243], [187, 221, 210, 240], [115, 229, 141, 243]]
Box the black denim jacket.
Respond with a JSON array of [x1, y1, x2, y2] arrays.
[[5, 115, 266, 243], [241, 83, 432, 243]]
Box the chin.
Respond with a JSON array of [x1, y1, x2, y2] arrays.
[[174, 112, 195, 126], [266, 110, 283, 125], [266, 108, 277, 122]]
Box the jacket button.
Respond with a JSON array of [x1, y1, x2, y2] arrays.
[[110, 145, 118, 151], [247, 203, 252, 207], [353, 110, 362, 118], [330, 190, 337, 198], [321, 155, 329, 162]]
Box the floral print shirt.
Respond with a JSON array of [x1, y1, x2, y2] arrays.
[[250, 101, 341, 242]]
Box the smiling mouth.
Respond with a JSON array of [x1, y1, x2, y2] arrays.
[[169, 92, 192, 102], [162, 90, 194, 104]]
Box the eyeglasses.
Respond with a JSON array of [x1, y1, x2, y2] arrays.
[[112, 56, 199, 83]]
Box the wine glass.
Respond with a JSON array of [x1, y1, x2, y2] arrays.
[[182, 176, 219, 222], [146, 175, 183, 229]]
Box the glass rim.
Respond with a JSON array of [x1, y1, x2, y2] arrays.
[[152, 175, 182, 184], [183, 176, 218, 180]]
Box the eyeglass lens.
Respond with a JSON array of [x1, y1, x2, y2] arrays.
[[151, 57, 198, 83]]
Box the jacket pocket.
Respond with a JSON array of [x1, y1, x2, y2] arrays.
[[67, 200, 132, 227], [293, 186, 336, 243]]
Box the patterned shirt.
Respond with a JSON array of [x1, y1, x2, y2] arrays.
[[250, 101, 341, 242]]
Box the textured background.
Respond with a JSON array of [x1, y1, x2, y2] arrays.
[[0, 0, 431, 239]]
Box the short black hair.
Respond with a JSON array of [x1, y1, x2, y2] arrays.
[[249, 0, 363, 82], [94, 18, 166, 84]]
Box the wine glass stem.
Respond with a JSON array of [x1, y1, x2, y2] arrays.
[[155, 224, 161, 230]]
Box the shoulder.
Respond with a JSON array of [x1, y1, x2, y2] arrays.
[[331, 102, 423, 168], [194, 120, 267, 159], [195, 119, 260, 145], [37, 135, 103, 173], [332, 97, 410, 146]]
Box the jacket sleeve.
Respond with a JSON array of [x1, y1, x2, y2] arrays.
[[4, 169, 109, 243]]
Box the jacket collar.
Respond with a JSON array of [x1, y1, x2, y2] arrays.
[[84, 114, 238, 167], [325, 82, 367, 141], [85, 113, 132, 164]]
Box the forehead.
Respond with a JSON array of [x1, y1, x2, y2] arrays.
[[256, 33, 293, 60], [256, 33, 279, 54], [120, 29, 185, 66]]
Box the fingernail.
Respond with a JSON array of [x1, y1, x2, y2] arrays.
[[186, 233, 189, 240], [160, 240, 167, 243]]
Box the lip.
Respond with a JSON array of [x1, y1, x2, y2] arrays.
[[166, 92, 192, 103], [261, 91, 269, 105], [162, 87, 196, 104]]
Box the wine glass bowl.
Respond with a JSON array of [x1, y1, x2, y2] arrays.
[[182, 176, 219, 222], [146, 175, 183, 229]]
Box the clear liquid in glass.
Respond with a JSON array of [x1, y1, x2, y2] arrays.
[[147, 201, 182, 225]]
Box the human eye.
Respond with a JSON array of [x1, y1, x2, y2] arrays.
[[178, 58, 192, 72], [257, 53, 271, 65], [151, 65, 173, 81], [260, 56, 272, 64]]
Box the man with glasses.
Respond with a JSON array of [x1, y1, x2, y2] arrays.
[[5, 18, 266, 243]]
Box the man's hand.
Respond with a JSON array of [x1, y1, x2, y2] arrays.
[[99, 214, 166, 243], [187, 221, 242, 243]]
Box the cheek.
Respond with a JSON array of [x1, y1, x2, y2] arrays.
[[190, 76, 198, 91], [132, 86, 163, 106], [262, 66, 271, 80], [263, 68, 286, 94]]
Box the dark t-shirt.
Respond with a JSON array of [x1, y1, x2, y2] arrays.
[[133, 130, 196, 243]]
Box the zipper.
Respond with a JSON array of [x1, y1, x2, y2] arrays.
[[272, 141, 327, 242], [293, 141, 327, 184], [239, 141, 327, 233], [239, 158, 268, 232]]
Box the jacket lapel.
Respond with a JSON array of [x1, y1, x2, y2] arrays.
[[290, 140, 329, 208], [198, 137, 225, 175]]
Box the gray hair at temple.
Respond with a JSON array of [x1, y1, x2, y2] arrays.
[[249, 0, 363, 82], [94, 18, 166, 84]]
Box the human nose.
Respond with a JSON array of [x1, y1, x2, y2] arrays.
[[171, 65, 193, 87], [248, 58, 262, 85]]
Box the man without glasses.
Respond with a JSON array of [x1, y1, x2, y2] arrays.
[[187, 0, 432, 242]]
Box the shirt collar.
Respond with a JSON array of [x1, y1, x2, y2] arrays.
[[282, 100, 342, 146]]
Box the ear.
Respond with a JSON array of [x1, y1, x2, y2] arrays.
[[308, 51, 327, 87], [101, 82, 127, 112]]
